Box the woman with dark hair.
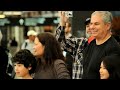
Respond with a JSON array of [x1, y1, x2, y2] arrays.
[[99, 55, 120, 79], [12, 49, 37, 79], [33, 32, 70, 79]]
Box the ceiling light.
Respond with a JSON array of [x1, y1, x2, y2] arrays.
[[0, 14, 5, 18]]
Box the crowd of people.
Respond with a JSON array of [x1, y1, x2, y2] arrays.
[[0, 11, 120, 79]]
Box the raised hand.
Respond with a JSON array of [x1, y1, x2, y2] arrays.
[[58, 11, 69, 26]]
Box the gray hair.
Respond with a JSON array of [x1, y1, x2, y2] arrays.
[[0, 30, 3, 44], [91, 11, 113, 24]]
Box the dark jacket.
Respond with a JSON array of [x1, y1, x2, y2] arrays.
[[0, 46, 13, 80]]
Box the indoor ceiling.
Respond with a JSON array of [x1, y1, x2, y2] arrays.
[[0, 11, 58, 18]]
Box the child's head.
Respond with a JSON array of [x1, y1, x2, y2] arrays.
[[99, 55, 120, 79], [12, 49, 37, 77], [84, 18, 91, 38]]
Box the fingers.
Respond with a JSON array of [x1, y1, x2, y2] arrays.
[[58, 11, 69, 26], [58, 11, 62, 16], [58, 11, 65, 17]]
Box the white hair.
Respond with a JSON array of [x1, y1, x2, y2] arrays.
[[92, 11, 113, 23]]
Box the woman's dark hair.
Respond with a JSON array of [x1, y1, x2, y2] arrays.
[[37, 32, 65, 65], [102, 55, 120, 79], [12, 49, 37, 74]]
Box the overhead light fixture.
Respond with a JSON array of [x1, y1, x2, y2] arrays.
[[3, 11, 12, 15], [3, 11, 22, 15], [12, 11, 22, 15], [0, 14, 5, 18]]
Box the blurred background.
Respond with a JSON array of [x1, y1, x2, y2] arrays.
[[0, 11, 59, 54]]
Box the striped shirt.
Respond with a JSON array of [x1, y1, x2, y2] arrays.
[[55, 25, 88, 79]]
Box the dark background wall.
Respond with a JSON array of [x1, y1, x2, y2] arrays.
[[72, 11, 94, 37]]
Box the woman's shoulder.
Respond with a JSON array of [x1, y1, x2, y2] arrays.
[[54, 59, 65, 65], [54, 59, 66, 69]]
